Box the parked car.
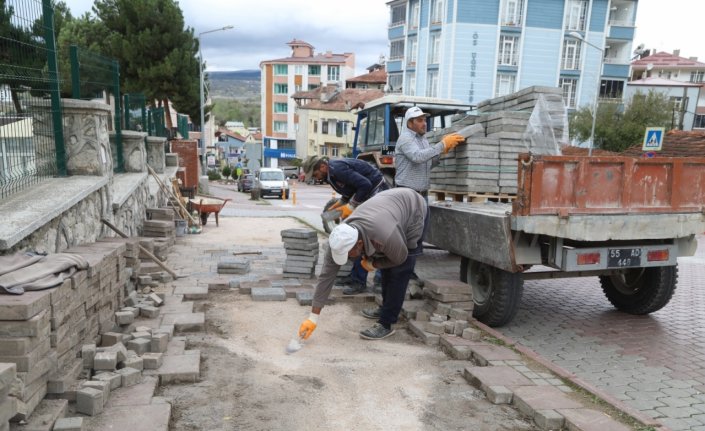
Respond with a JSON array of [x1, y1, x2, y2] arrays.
[[281, 166, 299, 179], [254, 168, 289, 199], [236, 173, 254, 192]]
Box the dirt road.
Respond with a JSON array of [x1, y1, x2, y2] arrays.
[[159, 211, 537, 431]]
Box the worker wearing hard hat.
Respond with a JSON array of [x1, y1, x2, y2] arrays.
[[297, 188, 426, 340]]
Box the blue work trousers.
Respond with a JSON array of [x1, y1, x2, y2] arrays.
[[378, 252, 418, 328]]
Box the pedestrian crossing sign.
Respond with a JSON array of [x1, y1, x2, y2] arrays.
[[642, 127, 665, 151]]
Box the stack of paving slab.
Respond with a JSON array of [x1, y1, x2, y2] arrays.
[[429, 86, 567, 196], [0, 364, 18, 429], [217, 258, 250, 275], [0, 241, 128, 423], [141, 220, 175, 243], [281, 229, 319, 279]]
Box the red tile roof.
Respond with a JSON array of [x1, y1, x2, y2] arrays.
[[293, 87, 384, 112], [262, 52, 352, 65], [347, 67, 387, 84], [632, 51, 705, 69]]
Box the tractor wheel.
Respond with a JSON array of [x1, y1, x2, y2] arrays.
[[599, 266, 677, 314], [467, 260, 523, 327]]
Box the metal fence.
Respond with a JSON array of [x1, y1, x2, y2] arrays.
[[69, 45, 124, 172], [177, 113, 189, 139], [0, 0, 65, 199], [124, 93, 146, 132], [148, 107, 166, 138]]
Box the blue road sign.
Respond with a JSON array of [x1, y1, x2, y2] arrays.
[[642, 127, 665, 151]]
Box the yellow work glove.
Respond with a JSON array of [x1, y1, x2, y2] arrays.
[[298, 313, 319, 340], [361, 256, 375, 272], [339, 203, 354, 220], [441, 133, 465, 153]]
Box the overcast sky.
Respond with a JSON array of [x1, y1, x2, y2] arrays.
[[61, 0, 705, 74]]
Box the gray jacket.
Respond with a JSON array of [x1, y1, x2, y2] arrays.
[[312, 188, 427, 309]]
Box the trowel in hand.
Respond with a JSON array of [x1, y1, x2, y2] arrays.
[[285, 334, 305, 354]]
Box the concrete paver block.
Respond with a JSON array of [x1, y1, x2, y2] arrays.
[[439, 334, 482, 360], [408, 320, 440, 345], [115, 311, 134, 325], [127, 338, 151, 356], [512, 385, 583, 418], [131, 331, 151, 339], [150, 333, 169, 353], [464, 366, 535, 393], [104, 342, 128, 362], [557, 408, 631, 431], [164, 338, 186, 356], [426, 321, 445, 335], [101, 332, 122, 347], [453, 320, 469, 336], [81, 344, 96, 369], [93, 351, 117, 371], [173, 285, 208, 300], [148, 293, 164, 306], [469, 344, 521, 366], [462, 327, 482, 341], [122, 355, 144, 371], [161, 312, 205, 333], [76, 387, 103, 416], [83, 380, 111, 406], [251, 287, 287, 301], [116, 367, 142, 387], [534, 409, 565, 431], [53, 417, 84, 431], [10, 398, 66, 430], [139, 305, 160, 319], [83, 403, 170, 431], [486, 385, 513, 404], [93, 372, 122, 391], [295, 290, 313, 306], [106, 376, 158, 408], [156, 353, 200, 384], [142, 352, 163, 369]]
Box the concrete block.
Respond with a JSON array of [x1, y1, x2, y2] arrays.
[[116, 367, 141, 387], [150, 333, 169, 353], [122, 307, 139, 318], [127, 338, 151, 355], [463, 366, 535, 393], [556, 408, 631, 431], [534, 409, 565, 431], [104, 342, 128, 362], [443, 320, 455, 333], [115, 311, 135, 326], [131, 331, 151, 340], [101, 332, 122, 346], [105, 376, 157, 408], [295, 290, 313, 306], [148, 293, 164, 306], [81, 344, 96, 369], [486, 385, 513, 404], [142, 353, 163, 369], [122, 355, 144, 371], [161, 312, 205, 333], [93, 372, 122, 391], [407, 320, 440, 346], [76, 387, 103, 416], [470, 344, 521, 366], [415, 310, 430, 321], [173, 285, 208, 300], [155, 325, 174, 339], [453, 320, 469, 336], [93, 351, 117, 371], [139, 305, 160, 319], [53, 417, 84, 431], [134, 326, 152, 334], [156, 353, 200, 384], [512, 386, 583, 418], [251, 287, 287, 301], [79, 404, 170, 430], [426, 321, 445, 335], [83, 380, 110, 406], [462, 327, 482, 341], [439, 334, 481, 360]]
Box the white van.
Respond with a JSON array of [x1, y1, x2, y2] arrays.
[[254, 168, 289, 199]]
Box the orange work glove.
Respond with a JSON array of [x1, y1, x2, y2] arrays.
[[328, 199, 346, 211], [339, 203, 354, 220], [361, 256, 375, 272], [441, 133, 465, 153], [298, 313, 319, 340]]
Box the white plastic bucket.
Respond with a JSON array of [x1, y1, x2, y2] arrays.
[[175, 219, 187, 237]]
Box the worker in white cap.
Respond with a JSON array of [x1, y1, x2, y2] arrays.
[[297, 188, 427, 340]]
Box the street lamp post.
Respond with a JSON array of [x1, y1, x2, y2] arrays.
[[198, 25, 233, 175], [569, 31, 604, 157]]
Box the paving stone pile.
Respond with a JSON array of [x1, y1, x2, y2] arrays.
[[429, 86, 568, 196], [217, 257, 250, 275], [281, 228, 319, 278]]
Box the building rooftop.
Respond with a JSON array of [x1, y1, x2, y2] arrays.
[[292, 86, 384, 112], [347, 66, 387, 84], [628, 77, 702, 87], [632, 51, 705, 69]]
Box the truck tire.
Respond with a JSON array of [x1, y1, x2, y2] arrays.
[[467, 260, 523, 327], [322, 198, 340, 234], [599, 265, 678, 314]]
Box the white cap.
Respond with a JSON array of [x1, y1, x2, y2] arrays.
[[328, 224, 359, 265], [404, 106, 429, 124]]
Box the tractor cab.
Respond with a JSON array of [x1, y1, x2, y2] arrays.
[[351, 95, 472, 181]]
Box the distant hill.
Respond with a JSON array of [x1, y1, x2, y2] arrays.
[[208, 70, 260, 100]]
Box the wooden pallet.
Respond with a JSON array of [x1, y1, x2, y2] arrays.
[[430, 190, 516, 203]]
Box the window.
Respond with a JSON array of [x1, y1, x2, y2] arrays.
[[498, 35, 519, 66], [407, 72, 416, 96], [273, 121, 287, 132], [565, 0, 588, 31], [600, 80, 624, 99], [295, 84, 302, 92], [327, 65, 340, 82], [559, 77, 578, 108], [388, 73, 403, 93], [670, 96, 683, 110], [694, 114, 705, 129], [313, 120, 317, 133], [407, 37, 418, 65], [273, 83, 288, 94], [501, 0, 524, 26], [322, 120, 329, 134], [274, 102, 288, 113], [427, 70, 439, 97], [562, 39, 582, 70], [274, 64, 288, 75], [429, 32, 441, 64], [308, 83, 320, 90], [294, 65, 303, 74], [409, 0, 420, 28], [390, 39, 405, 60], [331, 146, 340, 157], [430, 0, 444, 23], [308, 65, 321, 75], [691, 71, 704, 83], [495, 73, 516, 97], [320, 145, 328, 156], [390, 4, 406, 26]]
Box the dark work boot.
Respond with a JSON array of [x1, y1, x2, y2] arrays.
[[342, 280, 368, 295]]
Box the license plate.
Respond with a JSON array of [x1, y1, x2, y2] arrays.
[[607, 248, 642, 268], [271, 189, 280, 193]]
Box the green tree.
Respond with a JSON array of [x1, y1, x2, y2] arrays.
[[570, 90, 674, 153], [92, 0, 201, 127]]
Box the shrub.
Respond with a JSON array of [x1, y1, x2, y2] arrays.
[[222, 166, 232, 178], [207, 169, 222, 181]]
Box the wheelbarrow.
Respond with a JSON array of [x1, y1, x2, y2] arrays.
[[189, 195, 231, 226]]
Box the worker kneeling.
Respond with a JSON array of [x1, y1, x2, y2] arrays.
[[298, 188, 427, 340]]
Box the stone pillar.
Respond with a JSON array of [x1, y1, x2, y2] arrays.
[[146, 136, 167, 173], [60, 99, 113, 176], [114, 130, 148, 173]]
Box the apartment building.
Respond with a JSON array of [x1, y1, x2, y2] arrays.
[[385, 0, 637, 109], [260, 40, 355, 140], [631, 50, 705, 129]]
